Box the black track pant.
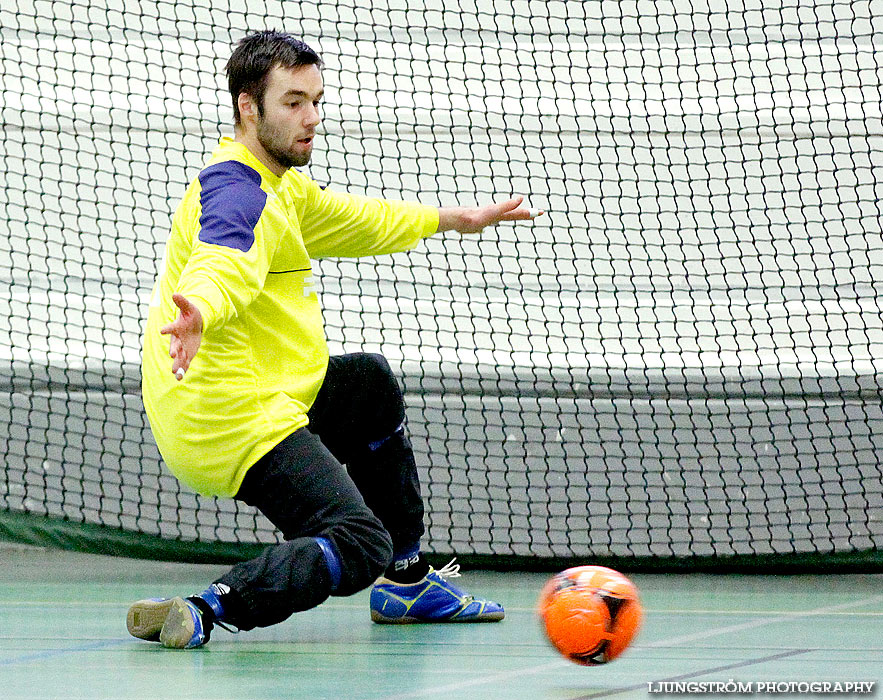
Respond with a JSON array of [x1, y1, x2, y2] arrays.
[[215, 353, 425, 631]]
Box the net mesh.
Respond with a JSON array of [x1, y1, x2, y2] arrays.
[[2, 0, 882, 566]]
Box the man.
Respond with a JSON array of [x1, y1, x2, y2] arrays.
[[128, 30, 542, 649]]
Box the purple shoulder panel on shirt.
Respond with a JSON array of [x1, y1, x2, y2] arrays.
[[197, 161, 267, 252]]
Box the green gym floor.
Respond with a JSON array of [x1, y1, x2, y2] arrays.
[[1, 544, 880, 700]]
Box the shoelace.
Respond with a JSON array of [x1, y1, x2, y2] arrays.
[[435, 558, 462, 579]]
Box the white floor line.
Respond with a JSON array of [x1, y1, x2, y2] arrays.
[[3, 601, 883, 617]]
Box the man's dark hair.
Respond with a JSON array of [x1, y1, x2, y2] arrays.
[[227, 30, 323, 125]]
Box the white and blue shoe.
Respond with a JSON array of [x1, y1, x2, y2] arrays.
[[127, 597, 209, 649], [370, 559, 504, 623]]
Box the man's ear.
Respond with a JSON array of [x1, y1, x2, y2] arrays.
[[238, 92, 258, 123]]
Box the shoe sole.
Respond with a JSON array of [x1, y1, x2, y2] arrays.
[[370, 609, 505, 624], [158, 597, 198, 649], [127, 598, 176, 641]]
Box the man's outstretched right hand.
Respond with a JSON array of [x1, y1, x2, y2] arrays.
[[160, 293, 203, 380]]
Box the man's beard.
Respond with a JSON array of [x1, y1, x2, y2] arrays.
[[257, 118, 312, 169]]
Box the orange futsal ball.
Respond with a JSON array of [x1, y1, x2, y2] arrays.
[[538, 565, 642, 666]]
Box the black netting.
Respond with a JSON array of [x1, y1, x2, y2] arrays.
[[2, 0, 882, 566]]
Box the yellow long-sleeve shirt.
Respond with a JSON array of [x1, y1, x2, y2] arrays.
[[142, 138, 439, 497]]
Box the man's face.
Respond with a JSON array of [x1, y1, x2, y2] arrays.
[[254, 63, 324, 169]]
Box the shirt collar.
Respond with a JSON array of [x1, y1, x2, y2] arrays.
[[215, 137, 284, 189]]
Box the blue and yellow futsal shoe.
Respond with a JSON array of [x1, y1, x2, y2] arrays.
[[370, 559, 505, 623], [126, 597, 210, 649]]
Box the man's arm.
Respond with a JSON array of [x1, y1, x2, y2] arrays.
[[296, 172, 544, 259], [158, 161, 289, 381]]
